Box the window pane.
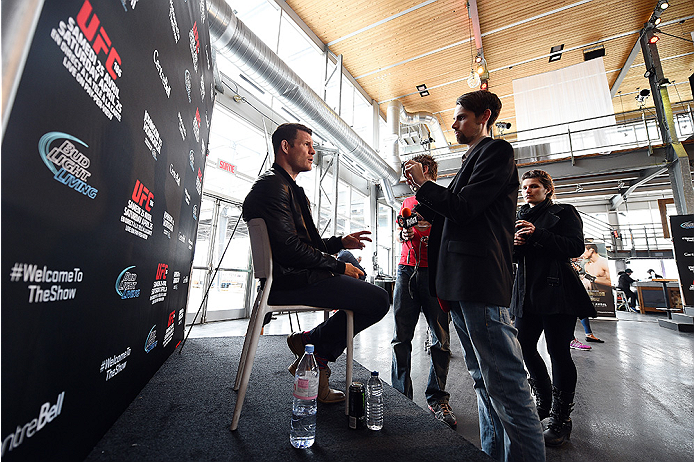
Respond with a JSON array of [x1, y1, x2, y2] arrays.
[[277, 15, 323, 95], [206, 104, 269, 201]]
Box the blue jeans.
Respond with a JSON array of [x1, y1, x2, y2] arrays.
[[449, 301, 545, 462], [391, 265, 451, 404]]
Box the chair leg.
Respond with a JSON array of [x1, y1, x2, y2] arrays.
[[288, 311, 294, 332], [234, 292, 262, 391], [231, 307, 266, 431], [345, 310, 354, 416]]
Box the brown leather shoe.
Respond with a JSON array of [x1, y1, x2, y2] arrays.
[[318, 367, 345, 404], [288, 358, 301, 376], [287, 332, 305, 357], [287, 333, 305, 375]]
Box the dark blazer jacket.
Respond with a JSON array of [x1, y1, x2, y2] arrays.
[[510, 203, 597, 319], [415, 137, 519, 307], [242, 164, 345, 290]]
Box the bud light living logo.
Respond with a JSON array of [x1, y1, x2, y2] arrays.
[[39, 132, 98, 199], [681, 221, 694, 229], [115, 265, 140, 299], [144, 325, 157, 352]]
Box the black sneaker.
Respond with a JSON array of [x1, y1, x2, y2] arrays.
[[428, 401, 457, 429]]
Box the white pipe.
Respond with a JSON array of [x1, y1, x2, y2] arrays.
[[389, 100, 450, 154], [206, 0, 400, 185]]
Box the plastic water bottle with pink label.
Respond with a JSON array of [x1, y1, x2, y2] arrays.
[[290, 344, 318, 448]]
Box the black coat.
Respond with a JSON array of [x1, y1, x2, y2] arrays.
[[242, 164, 345, 290], [617, 273, 636, 291], [416, 137, 518, 306], [510, 202, 596, 319]]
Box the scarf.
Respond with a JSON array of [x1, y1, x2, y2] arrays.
[[517, 197, 553, 223]]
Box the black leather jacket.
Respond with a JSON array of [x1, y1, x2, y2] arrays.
[[242, 164, 345, 290]]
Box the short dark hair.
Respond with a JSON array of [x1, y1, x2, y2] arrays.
[[412, 154, 438, 180], [521, 169, 555, 200], [456, 91, 502, 130], [272, 123, 312, 155], [585, 243, 598, 252]]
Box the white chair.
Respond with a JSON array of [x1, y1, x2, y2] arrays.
[[231, 218, 353, 431]]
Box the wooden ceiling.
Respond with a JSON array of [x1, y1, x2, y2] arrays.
[[286, 0, 694, 147]]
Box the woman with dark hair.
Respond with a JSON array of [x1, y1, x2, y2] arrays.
[[511, 169, 596, 447]]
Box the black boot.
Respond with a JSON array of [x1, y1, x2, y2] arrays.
[[544, 387, 574, 447], [527, 376, 552, 420]]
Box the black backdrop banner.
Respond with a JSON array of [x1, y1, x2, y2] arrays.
[[670, 214, 694, 307], [1, 1, 214, 460]]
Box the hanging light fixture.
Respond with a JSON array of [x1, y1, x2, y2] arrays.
[[467, 70, 481, 88], [466, 14, 481, 88]]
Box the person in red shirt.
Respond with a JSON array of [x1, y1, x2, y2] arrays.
[[391, 154, 456, 428]]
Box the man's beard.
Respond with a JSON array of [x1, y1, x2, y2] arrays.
[[455, 127, 481, 145], [456, 132, 472, 145]]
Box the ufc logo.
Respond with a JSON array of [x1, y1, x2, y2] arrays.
[[156, 264, 168, 281], [77, 0, 122, 80], [132, 180, 154, 211]]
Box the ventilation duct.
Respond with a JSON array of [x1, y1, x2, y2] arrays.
[[389, 100, 450, 156], [206, 0, 400, 188]]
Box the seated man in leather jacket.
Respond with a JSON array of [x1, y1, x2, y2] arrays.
[[242, 123, 389, 403]]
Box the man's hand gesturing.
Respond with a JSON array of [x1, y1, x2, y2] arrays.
[[342, 230, 372, 250]]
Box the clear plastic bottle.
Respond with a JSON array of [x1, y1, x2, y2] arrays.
[[366, 370, 384, 430], [290, 344, 318, 448]]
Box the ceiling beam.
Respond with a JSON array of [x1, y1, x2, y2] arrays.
[[609, 165, 669, 210], [467, 0, 482, 51], [610, 36, 642, 97]]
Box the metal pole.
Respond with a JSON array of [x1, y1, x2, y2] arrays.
[[201, 199, 221, 323], [642, 108, 653, 156], [332, 152, 339, 236], [641, 25, 694, 214]]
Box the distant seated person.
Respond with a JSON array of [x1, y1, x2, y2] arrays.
[[337, 249, 367, 280], [647, 269, 663, 280], [242, 123, 389, 404], [617, 268, 637, 310]]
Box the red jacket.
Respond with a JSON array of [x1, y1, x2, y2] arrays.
[[398, 196, 430, 268]]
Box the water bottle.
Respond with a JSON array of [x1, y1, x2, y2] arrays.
[[366, 371, 384, 430], [290, 344, 318, 448]]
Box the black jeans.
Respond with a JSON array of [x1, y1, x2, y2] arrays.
[[269, 274, 390, 362], [621, 287, 637, 308], [515, 313, 577, 393]]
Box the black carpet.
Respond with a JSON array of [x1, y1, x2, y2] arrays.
[[85, 335, 491, 461]]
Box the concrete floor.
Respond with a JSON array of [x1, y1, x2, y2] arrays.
[[188, 308, 694, 462]]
